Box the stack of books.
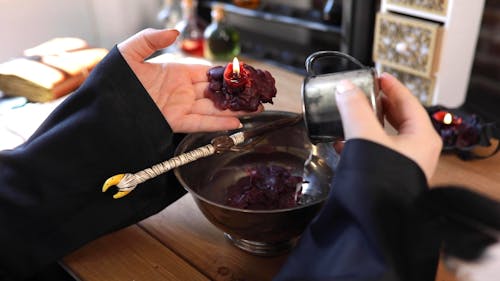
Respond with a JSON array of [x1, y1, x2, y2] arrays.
[[0, 37, 108, 102]]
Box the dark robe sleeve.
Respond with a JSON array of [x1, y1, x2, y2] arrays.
[[274, 139, 442, 281], [0, 46, 186, 280]]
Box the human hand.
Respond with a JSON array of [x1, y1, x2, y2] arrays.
[[334, 72, 442, 181], [117, 28, 259, 133]]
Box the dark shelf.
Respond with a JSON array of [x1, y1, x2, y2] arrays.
[[235, 28, 342, 75], [198, 0, 376, 72], [204, 1, 342, 34]]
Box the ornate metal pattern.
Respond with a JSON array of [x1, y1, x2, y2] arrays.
[[373, 12, 442, 77], [387, 0, 449, 16], [381, 65, 435, 105]]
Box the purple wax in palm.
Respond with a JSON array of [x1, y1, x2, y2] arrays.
[[205, 62, 277, 112]]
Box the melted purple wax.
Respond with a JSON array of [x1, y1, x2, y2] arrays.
[[431, 112, 482, 149], [225, 165, 303, 210], [205, 62, 277, 112]]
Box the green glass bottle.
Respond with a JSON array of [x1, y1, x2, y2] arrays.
[[203, 5, 241, 61]]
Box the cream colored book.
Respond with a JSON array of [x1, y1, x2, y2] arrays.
[[0, 38, 108, 102]]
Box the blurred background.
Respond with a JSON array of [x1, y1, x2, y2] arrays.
[[0, 0, 499, 121], [0, 0, 162, 62]]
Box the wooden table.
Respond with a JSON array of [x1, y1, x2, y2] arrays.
[[63, 60, 500, 281]]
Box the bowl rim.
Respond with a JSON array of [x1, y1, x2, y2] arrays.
[[173, 110, 329, 214]]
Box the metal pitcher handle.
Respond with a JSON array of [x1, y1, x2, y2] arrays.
[[305, 51, 366, 76]]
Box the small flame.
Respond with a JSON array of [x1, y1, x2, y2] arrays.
[[232, 57, 240, 76], [443, 112, 453, 125]]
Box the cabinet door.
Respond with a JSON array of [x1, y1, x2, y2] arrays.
[[373, 12, 442, 78], [386, 0, 449, 16], [380, 65, 435, 105]]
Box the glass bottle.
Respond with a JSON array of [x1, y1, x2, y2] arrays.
[[203, 5, 241, 61], [322, 0, 342, 25], [157, 0, 183, 29], [176, 0, 205, 56]]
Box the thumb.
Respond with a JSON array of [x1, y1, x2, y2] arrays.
[[118, 28, 179, 61], [334, 80, 385, 140]]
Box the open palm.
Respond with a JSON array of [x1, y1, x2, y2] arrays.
[[118, 28, 257, 133]]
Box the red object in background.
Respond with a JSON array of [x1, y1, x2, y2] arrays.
[[432, 110, 463, 126], [430, 109, 481, 149], [180, 38, 204, 57], [177, 0, 206, 57], [232, 0, 260, 9]]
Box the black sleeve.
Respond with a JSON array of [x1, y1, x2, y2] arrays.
[[0, 46, 186, 280], [274, 139, 442, 281]]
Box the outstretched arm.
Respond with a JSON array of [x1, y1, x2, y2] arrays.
[[274, 73, 443, 281], [118, 28, 261, 133], [0, 29, 233, 280]]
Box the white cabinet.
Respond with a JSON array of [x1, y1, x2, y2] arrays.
[[373, 0, 485, 107]]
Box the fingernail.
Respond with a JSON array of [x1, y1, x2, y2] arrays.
[[169, 29, 180, 36], [238, 123, 243, 128], [335, 80, 356, 95]]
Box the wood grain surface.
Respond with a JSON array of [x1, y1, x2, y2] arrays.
[[63, 57, 500, 281], [139, 195, 289, 281], [64, 225, 210, 281]]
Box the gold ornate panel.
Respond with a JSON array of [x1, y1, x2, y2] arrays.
[[381, 65, 435, 105], [386, 0, 449, 16], [373, 12, 442, 78]]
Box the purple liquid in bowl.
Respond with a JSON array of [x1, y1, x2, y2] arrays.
[[225, 165, 303, 210]]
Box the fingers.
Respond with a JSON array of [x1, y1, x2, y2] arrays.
[[333, 141, 344, 154], [379, 73, 442, 181], [380, 72, 433, 134], [173, 115, 242, 133], [161, 63, 210, 85], [334, 80, 385, 140], [190, 98, 264, 116], [194, 82, 209, 99], [188, 64, 211, 83], [118, 28, 179, 61]]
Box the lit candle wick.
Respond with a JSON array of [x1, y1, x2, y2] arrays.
[[232, 57, 240, 78], [443, 113, 453, 125]]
